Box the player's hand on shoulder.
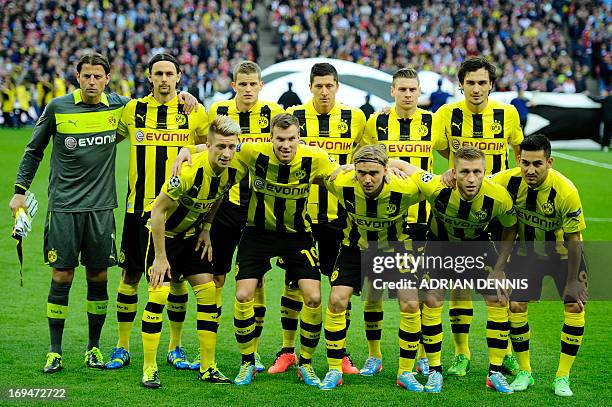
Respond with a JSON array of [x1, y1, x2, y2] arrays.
[[440, 169, 456, 188], [172, 147, 193, 176], [330, 164, 354, 182], [9, 193, 26, 217], [178, 91, 198, 114], [389, 167, 408, 179]]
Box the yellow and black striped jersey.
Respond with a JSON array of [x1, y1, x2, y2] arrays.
[[152, 152, 245, 238], [364, 106, 447, 224], [492, 168, 586, 258], [118, 94, 208, 213], [288, 99, 366, 224], [435, 99, 523, 174], [325, 171, 421, 250], [209, 98, 285, 207], [411, 170, 516, 241], [234, 142, 339, 233]]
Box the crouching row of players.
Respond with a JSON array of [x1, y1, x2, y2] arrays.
[[140, 113, 586, 396]]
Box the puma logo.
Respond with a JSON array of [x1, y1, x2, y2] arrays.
[[377, 126, 388, 135], [452, 122, 461, 129], [68, 119, 78, 127], [136, 113, 146, 123]]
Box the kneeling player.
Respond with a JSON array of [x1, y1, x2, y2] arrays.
[[397, 146, 518, 393], [319, 144, 425, 391], [492, 134, 587, 396], [140, 116, 243, 388]]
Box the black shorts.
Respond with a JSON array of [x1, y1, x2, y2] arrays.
[[236, 228, 320, 283], [44, 209, 117, 269], [119, 212, 150, 279], [507, 254, 589, 302], [423, 238, 499, 296], [145, 233, 213, 283], [210, 200, 247, 275], [311, 219, 344, 277]]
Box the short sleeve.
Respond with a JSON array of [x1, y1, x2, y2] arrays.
[[560, 190, 586, 234], [314, 148, 340, 180], [410, 170, 445, 201], [194, 104, 209, 142], [162, 162, 196, 201], [507, 105, 524, 146], [363, 113, 379, 145], [431, 111, 448, 151], [117, 99, 135, 138], [495, 191, 517, 228]]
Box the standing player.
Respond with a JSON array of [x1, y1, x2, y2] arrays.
[[319, 145, 424, 391], [492, 135, 587, 396], [274, 63, 366, 375], [10, 53, 129, 373], [106, 53, 208, 370], [206, 61, 284, 372], [398, 146, 518, 393], [141, 116, 243, 388], [435, 56, 524, 377], [360, 67, 447, 376]]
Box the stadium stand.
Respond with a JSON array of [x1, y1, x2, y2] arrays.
[[269, 0, 611, 94]]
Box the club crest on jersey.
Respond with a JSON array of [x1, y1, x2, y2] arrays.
[[65, 136, 77, 150], [168, 175, 181, 189], [48, 249, 58, 263], [451, 138, 461, 150], [337, 120, 349, 133], [180, 196, 194, 207], [108, 114, 117, 127], [258, 116, 269, 128], [474, 210, 488, 221], [541, 202, 555, 215], [135, 130, 145, 142], [330, 269, 339, 282], [295, 169, 307, 180], [175, 114, 187, 126], [421, 172, 433, 183], [417, 124, 429, 137], [118, 250, 125, 264], [253, 178, 265, 189], [386, 203, 397, 214], [491, 120, 503, 134]]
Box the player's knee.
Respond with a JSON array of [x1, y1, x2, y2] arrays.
[[236, 289, 254, 303], [214, 275, 226, 288], [52, 268, 74, 283], [86, 268, 107, 282], [122, 270, 140, 285], [327, 293, 348, 314], [399, 300, 419, 313], [510, 301, 528, 313], [424, 293, 443, 309], [564, 302, 583, 313], [302, 292, 321, 308]]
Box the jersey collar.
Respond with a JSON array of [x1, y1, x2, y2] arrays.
[[73, 89, 109, 106], [531, 169, 555, 191], [145, 93, 178, 107], [233, 98, 261, 113], [307, 98, 341, 116]]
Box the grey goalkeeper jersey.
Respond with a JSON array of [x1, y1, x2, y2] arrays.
[[15, 90, 130, 212]]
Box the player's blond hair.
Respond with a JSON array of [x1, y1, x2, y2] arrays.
[[353, 144, 388, 167], [208, 115, 241, 140], [233, 61, 261, 81], [392, 67, 419, 86], [454, 146, 486, 165]]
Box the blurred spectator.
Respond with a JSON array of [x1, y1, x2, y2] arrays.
[[359, 93, 375, 119], [271, 0, 612, 94], [510, 87, 532, 130], [0, 0, 260, 102], [428, 79, 452, 112], [1, 79, 15, 127], [278, 81, 302, 109]]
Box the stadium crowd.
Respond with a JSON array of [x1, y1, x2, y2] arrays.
[[270, 0, 612, 93], [0, 0, 259, 123]]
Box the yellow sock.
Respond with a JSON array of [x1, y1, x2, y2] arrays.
[[194, 281, 217, 371], [421, 305, 443, 369], [486, 305, 509, 370], [280, 284, 303, 350], [142, 285, 169, 371], [557, 310, 585, 377], [509, 310, 531, 372], [398, 311, 420, 375], [364, 300, 383, 359], [215, 287, 223, 318], [325, 308, 346, 371], [116, 280, 138, 350], [167, 280, 188, 351], [299, 303, 322, 363], [253, 284, 266, 352], [449, 299, 473, 358], [234, 299, 256, 363]]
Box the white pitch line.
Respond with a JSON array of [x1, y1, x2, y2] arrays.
[[586, 218, 612, 222], [554, 152, 612, 170]]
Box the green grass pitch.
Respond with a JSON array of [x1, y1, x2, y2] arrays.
[[0, 128, 611, 406]]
